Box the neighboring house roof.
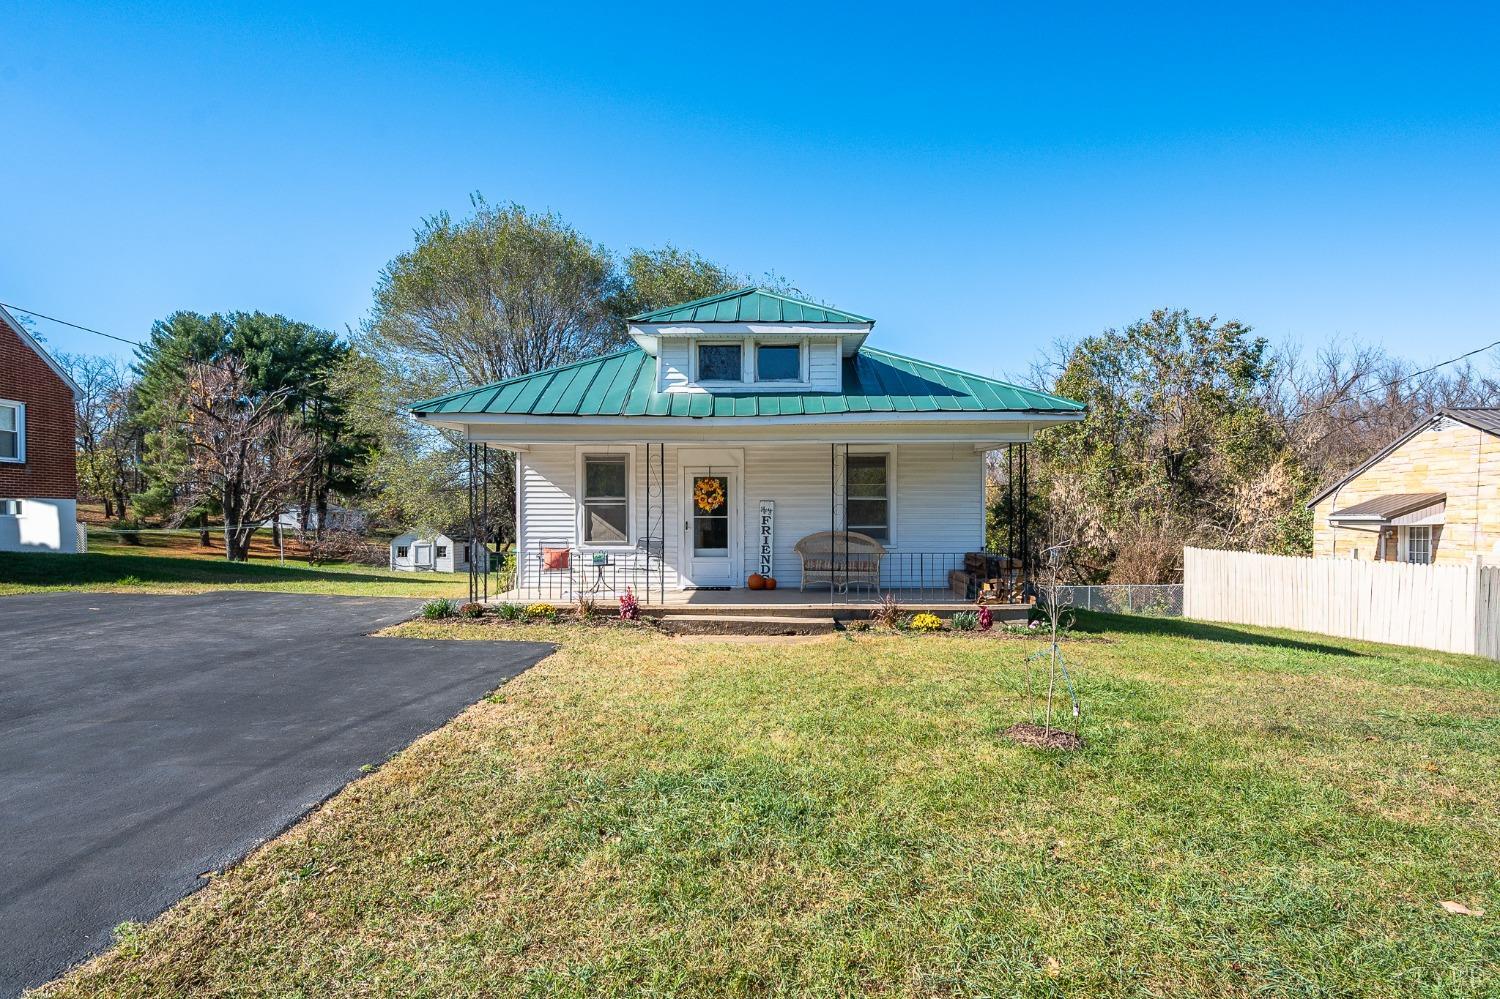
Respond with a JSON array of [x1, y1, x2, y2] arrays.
[[0, 303, 81, 397], [1447, 407, 1500, 435], [1328, 492, 1446, 522], [1307, 407, 1500, 508], [628, 287, 874, 326], [410, 346, 1084, 418]]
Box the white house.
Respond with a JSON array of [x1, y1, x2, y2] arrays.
[[389, 532, 484, 573], [411, 288, 1084, 602]]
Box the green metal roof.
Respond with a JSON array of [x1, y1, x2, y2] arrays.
[[411, 346, 1083, 418], [628, 287, 874, 325]]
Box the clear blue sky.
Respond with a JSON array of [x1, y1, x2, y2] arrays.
[[3, 2, 1497, 379]]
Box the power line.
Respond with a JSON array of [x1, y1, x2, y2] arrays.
[[2, 298, 412, 421], [0, 300, 147, 347]]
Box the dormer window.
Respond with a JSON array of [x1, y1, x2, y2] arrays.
[[756, 343, 801, 381], [697, 343, 743, 382]]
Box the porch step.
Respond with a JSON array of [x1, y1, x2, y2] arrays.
[[658, 614, 837, 636], [648, 603, 861, 619]]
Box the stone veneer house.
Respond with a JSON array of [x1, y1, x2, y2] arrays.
[[1308, 408, 1500, 565]]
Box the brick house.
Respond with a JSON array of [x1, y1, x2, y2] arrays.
[[1308, 408, 1500, 565], [0, 304, 81, 553]]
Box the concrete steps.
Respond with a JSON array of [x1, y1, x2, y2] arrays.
[[657, 614, 837, 637]]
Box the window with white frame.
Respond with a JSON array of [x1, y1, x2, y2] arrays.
[[435, 545, 448, 559], [0, 400, 22, 462], [0, 499, 20, 516], [582, 454, 630, 545], [396, 545, 409, 559], [755, 342, 801, 381], [1404, 525, 1433, 564], [697, 343, 743, 382], [845, 453, 891, 542]]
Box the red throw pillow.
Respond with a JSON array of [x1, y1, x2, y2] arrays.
[[542, 547, 570, 571]]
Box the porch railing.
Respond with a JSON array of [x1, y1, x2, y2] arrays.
[[504, 547, 1032, 605], [808, 550, 1030, 604], [512, 547, 664, 604]]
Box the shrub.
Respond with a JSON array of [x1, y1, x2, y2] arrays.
[[619, 588, 640, 622], [459, 602, 486, 619], [872, 594, 903, 629], [422, 598, 456, 620], [300, 528, 385, 566], [495, 602, 523, 621], [908, 612, 943, 633], [573, 595, 598, 621], [110, 519, 144, 545], [492, 549, 518, 591], [524, 602, 558, 621], [951, 610, 978, 631]]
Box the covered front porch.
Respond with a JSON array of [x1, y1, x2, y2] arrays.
[[458, 436, 1043, 609]]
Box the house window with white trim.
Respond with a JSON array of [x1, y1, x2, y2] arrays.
[[846, 454, 890, 542], [582, 454, 630, 545], [435, 545, 448, 559], [697, 343, 743, 382], [0, 401, 22, 462], [1404, 525, 1433, 564], [396, 545, 409, 559]]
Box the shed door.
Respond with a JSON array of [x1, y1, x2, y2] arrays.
[[413, 542, 433, 569], [680, 467, 738, 587]]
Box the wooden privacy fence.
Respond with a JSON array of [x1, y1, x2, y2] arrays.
[[1184, 546, 1500, 660]]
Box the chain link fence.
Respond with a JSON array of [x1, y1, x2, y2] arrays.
[[1059, 584, 1183, 617]]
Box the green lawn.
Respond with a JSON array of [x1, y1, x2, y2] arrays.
[[37, 615, 1500, 997], [0, 549, 498, 599]]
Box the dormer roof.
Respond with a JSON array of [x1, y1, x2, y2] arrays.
[[628, 287, 873, 326]]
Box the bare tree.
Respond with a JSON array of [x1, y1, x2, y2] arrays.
[[60, 353, 140, 519], [171, 358, 319, 561]]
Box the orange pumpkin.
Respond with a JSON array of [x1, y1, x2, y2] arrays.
[[764, 577, 777, 590], [747, 573, 766, 590]]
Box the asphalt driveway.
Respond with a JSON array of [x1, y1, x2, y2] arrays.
[[0, 591, 552, 997]]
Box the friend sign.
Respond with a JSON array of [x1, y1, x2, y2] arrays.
[[757, 499, 775, 578]]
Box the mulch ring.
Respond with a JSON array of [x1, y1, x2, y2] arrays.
[[1003, 722, 1085, 751]]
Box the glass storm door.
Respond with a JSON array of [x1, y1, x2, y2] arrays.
[[682, 468, 736, 587]]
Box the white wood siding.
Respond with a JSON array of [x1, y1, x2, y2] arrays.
[[893, 444, 986, 553], [808, 337, 842, 392], [658, 341, 692, 393], [519, 444, 687, 591], [518, 442, 983, 590]]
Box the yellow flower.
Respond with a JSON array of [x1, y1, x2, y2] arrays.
[[694, 478, 725, 513], [909, 613, 943, 632]]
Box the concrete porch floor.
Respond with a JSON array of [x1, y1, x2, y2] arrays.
[[490, 585, 1030, 618]]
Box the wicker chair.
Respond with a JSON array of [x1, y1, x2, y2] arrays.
[[794, 531, 887, 592]]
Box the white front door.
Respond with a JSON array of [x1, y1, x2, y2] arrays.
[[413, 542, 433, 569], [680, 466, 738, 587]]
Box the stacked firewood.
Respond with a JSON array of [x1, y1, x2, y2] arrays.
[[949, 553, 1028, 603]]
